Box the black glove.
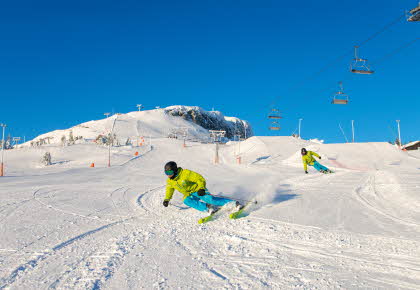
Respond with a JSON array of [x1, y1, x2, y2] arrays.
[[163, 200, 169, 207], [305, 171, 308, 174], [197, 189, 206, 196]]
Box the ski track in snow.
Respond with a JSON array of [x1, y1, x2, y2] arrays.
[[354, 172, 420, 229], [2, 181, 420, 289], [125, 180, 420, 289], [0, 219, 124, 289], [0, 186, 152, 289], [1, 138, 420, 289]]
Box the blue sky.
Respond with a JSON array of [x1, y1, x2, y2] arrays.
[[0, 0, 419, 143]]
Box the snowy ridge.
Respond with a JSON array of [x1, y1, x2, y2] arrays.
[[23, 105, 252, 146], [165, 105, 252, 139]]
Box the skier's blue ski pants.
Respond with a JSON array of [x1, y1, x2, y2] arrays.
[[312, 161, 329, 172], [183, 190, 234, 212]]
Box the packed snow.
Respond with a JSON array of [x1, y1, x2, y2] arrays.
[[1, 111, 420, 289]]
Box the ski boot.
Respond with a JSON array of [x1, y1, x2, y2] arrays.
[[198, 204, 221, 224], [230, 200, 257, 220], [235, 201, 245, 211]]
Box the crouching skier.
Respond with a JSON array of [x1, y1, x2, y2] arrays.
[[301, 148, 333, 174], [162, 161, 238, 215]]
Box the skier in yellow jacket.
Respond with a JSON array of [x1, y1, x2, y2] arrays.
[[301, 148, 332, 174], [162, 161, 236, 213]]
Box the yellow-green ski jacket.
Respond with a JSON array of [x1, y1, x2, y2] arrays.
[[165, 168, 206, 200], [302, 151, 320, 171]]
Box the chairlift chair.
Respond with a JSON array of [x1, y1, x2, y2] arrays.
[[269, 120, 281, 130], [269, 109, 281, 117], [331, 82, 349, 105], [268, 108, 282, 131], [408, 3, 420, 21], [350, 46, 374, 74], [268, 108, 282, 119]]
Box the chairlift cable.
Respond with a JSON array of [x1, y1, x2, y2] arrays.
[[309, 38, 418, 100], [283, 12, 402, 95], [326, 38, 418, 100], [291, 13, 403, 89], [269, 13, 406, 106], [371, 37, 420, 65], [286, 50, 353, 92], [357, 14, 406, 47], [282, 37, 416, 105]]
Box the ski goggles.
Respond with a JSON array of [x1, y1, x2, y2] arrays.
[[165, 170, 175, 176]]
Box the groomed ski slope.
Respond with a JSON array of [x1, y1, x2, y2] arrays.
[[1, 137, 420, 289]]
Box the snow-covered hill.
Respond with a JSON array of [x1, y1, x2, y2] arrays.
[[1, 136, 420, 289], [23, 106, 252, 147]]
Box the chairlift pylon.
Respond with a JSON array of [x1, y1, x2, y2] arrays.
[[350, 46, 374, 75], [408, 2, 420, 21], [331, 81, 349, 105]]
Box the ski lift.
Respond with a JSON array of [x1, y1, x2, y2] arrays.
[[350, 46, 374, 74], [408, 2, 420, 21], [331, 81, 349, 105], [268, 108, 282, 131], [268, 108, 283, 119]]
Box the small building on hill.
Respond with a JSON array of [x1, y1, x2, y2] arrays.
[[403, 141, 420, 151]]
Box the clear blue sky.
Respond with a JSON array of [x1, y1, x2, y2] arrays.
[[0, 0, 419, 143]]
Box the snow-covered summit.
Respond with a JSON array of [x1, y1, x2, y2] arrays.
[[24, 106, 253, 146], [164, 105, 252, 139]]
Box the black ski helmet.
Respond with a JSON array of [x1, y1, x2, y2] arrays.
[[301, 148, 307, 155], [164, 161, 178, 176]]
